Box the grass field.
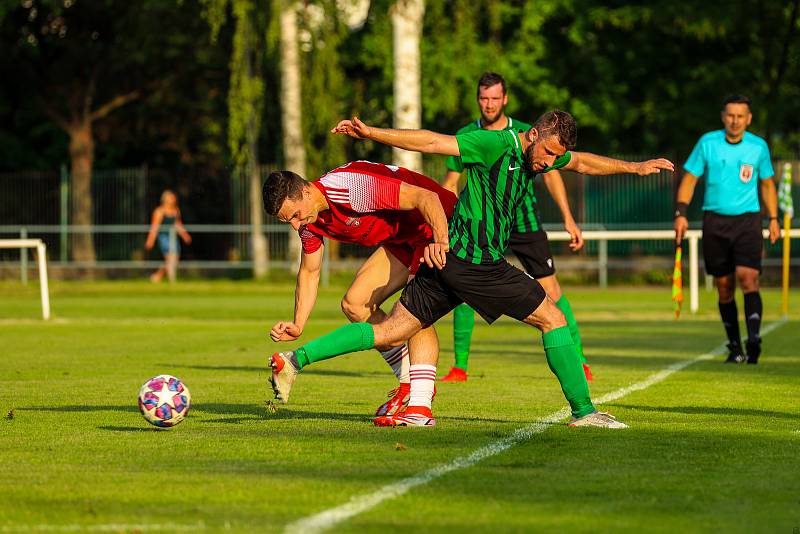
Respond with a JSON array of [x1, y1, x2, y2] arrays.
[[1, 280, 799, 533]]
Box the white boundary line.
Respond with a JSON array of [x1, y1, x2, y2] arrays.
[[285, 319, 788, 534]]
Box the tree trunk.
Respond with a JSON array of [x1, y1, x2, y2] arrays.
[[68, 119, 97, 266], [246, 40, 269, 278], [279, 2, 306, 269], [391, 0, 425, 172]]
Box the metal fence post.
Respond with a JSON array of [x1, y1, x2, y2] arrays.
[[689, 234, 699, 313], [20, 227, 28, 285], [321, 240, 330, 288], [598, 238, 608, 288], [60, 164, 68, 263], [168, 226, 178, 283]]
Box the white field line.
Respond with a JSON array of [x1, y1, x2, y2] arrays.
[[285, 319, 788, 534]]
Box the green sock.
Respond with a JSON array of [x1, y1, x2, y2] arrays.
[[542, 326, 595, 418], [453, 303, 474, 371], [295, 323, 375, 369], [556, 295, 586, 364]]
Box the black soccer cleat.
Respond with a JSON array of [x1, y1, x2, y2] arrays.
[[746, 337, 761, 365], [724, 342, 746, 364]]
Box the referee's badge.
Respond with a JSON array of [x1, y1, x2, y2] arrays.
[[739, 163, 754, 183]]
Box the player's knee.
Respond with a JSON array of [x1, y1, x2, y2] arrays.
[[340, 295, 370, 323], [524, 296, 566, 330], [372, 323, 403, 351]]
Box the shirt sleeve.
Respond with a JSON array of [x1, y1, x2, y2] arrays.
[[299, 227, 323, 254], [319, 172, 401, 212], [757, 143, 775, 180], [456, 130, 511, 166], [683, 138, 706, 177], [543, 152, 572, 173], [445, 154, 465, 173]]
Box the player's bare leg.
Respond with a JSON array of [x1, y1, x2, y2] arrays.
[[520, 295, 627, 429], [341, 247, 413, 414], [537, 273, 591, 380], [372, 302, 439, 427]]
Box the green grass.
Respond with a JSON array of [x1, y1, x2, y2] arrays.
[[1, 280, 799, 533]]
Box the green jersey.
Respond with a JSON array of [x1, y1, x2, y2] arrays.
[[445, 117, 532, 173], [445, 117, 543, 233], [450, 129, 571, 264]]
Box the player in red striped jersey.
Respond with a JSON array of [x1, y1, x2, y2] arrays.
[[262, 160, 456, 414]]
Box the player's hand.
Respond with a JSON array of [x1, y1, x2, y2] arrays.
[[674, 216, 688, 244], [270, 321, 302, 342], [634, 158, 675, 176], [331, 116, 372, 140], [422, 241, 449, 270], [145, 240, 154, 251], [564, 219, 584, 251], [183, 234, 192, 245], [769, 218, 780, 244]]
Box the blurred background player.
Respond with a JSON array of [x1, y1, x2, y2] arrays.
[[144, 189, 191, 283], [440, 72, 590, 382], [674, 94, 779, 364], [262, 161, 455, 415]]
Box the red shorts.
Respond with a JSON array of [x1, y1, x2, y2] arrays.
[[384, 242, 428, 276]]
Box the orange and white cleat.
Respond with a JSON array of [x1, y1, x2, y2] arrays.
[[375, 383, 411, 416], [582, 362, 594, 382], [440, 366, 467, 382], [269, 352, 299, 404], [373, 406, 436, 427]]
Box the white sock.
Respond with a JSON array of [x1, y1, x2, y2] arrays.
[[409, 364, 436, 409], [380, 345, 410, 384]]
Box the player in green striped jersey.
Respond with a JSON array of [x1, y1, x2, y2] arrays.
[[440, 73, 590, 383], [267, 110, 672, 428]]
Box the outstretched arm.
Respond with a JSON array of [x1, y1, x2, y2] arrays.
[[332, 116, 460, 156], [566, 152, 675, 176], [541, 169, 583, 251], [270, 247, 324, 342], [398, 182, 450, 269]]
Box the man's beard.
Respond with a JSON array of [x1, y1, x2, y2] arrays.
[[481, 109, 503, 126], [523, 144, 537, 174]]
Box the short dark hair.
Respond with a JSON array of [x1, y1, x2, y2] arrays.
[[722, 94, 751, 111], [477, 72, 507, 96], [262, 170, 307, 216], [533, 110, 577, 151]]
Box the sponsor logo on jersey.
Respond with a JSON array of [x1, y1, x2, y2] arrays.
[[345, 217, 361, 227], [739, 163, 754, 183]]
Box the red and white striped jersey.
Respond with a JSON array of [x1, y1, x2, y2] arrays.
[[300, 161, 457, 253]]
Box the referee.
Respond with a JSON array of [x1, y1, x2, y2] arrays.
[[674, 94, 780, 364]]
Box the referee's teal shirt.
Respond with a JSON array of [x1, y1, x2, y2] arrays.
[[684, 130, 774, 216]]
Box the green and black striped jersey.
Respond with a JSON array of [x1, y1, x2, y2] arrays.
[[445, 117, 532, 173], [449, 129, 571, 264]]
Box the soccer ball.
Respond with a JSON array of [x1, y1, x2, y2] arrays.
[[137, 374, 191, 427]]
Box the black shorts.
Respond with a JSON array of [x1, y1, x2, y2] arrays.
[[508, 230, 556, 278], [702, 211, 763, 277], [399, 253, 547, 326]]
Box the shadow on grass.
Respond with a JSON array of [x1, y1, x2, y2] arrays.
[[98, 425, 163, 432], [16, 405, 139, 413], [611, 403, 797, 420], [161, 363, 385, 378]]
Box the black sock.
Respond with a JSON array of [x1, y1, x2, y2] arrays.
[[743, 291, 762, 343], [718, 300, 741, 347]]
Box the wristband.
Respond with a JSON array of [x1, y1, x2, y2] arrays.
[[769, 216, 778, 221], [674, 202, 688, 219]]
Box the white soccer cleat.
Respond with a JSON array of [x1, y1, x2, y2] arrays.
[[568, 411, 629, 429], [269, 352, 299, 404]]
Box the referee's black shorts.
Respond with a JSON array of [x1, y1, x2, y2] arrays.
[[508, 229, 556, 278], [399, 253, 547, 326], [702, 211, 763, 277]]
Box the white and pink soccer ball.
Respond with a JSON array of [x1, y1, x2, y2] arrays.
[[137, 374, 191, 428]]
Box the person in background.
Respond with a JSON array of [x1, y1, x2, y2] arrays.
[[674, 94, 779, 364], [145, 189, 191, 283]]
